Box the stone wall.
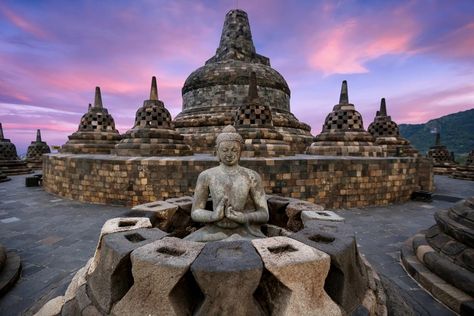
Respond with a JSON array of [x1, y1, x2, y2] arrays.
[[43, 154, 427, 209]]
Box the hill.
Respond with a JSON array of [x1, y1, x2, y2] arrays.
[[399, 108, 474, 156]]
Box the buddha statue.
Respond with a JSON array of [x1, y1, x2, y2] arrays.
[[185, 125, 269, 242]]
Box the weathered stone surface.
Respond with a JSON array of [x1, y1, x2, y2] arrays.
[[301, 210, 344, 224], [427, 133, 457, 175], [0, 122, 32, 175], [64, 259, 91, 303], [34, 296, 64, 316], [285, 200, 325, 232], [26, 129, 51, 169], [88, 217, 151, 274], [130, 200, 178, 229], [252, 236, 341, 316], [87, 228, 167, 313], [191, 240, 264, 315], [43, 153, 424, 209], [111, 237, 204, 316], [0, 249, 21, 297], [291, 221, 368, 314]]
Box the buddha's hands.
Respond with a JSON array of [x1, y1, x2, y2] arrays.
[[225, 205, 246, 224], [212, 197, 227, 221]]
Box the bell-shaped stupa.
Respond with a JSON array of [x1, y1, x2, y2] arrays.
[[174, 9, 312, 153], [307, 81, 385, 157], [61, 87, 121, 154], [234, 72, 292, 157], [115, 77, 192, 156], [0, 123, 31, 175], [25, 129, 51, 169], [368, 98, 418, 157], [427, 133, 457, 175]]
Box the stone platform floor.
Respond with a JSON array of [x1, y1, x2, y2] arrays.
[[0, 175, 472, 315]]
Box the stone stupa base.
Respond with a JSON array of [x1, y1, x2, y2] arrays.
[[451, 165, 474, 181], [0, 161, 32, 176], [433, 163, 457, 175], [61, 132, 121, 155], [374, 137, 419, 157], [238, 128, 294, 157], [306, 142, 385, 157], [115, 129, 192, 157], [26, 159, 43, 170]]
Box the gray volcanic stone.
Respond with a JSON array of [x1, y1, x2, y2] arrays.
[[87, 228, 167, 313], [191, 240, 264, 315], [252, 236, 341, 316], [291, 221, 368, 314], [111, 237, 204, 316]]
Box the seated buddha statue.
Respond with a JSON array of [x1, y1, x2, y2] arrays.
[[184, 125, 269, 242]]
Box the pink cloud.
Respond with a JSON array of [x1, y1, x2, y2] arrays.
[[0, 4, 50, 39]]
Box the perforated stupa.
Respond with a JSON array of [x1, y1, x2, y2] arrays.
[[61, 87, 121, 154], [307, 81, 385, 157], [0, 123, 31, 175], [26, 129, 51, 169], [368, 98, 418, 157], [427, 133, 457, 175], [115, 77, 192, 156]]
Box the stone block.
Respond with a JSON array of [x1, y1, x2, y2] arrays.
[[191, 240, 264, 316], [112, 237, 205, 316], [64, 259, 91, 303], [131, 200, 179, 229], [285, 200, 324, 232], [252, 236, 341, 316], [290, 221, 368, 314], [301, 210, 344, 224], [88, 217, 151, 274], [166, 196, 194, 214], [33, 296, 64, 316], [87, 228, 167, 313]]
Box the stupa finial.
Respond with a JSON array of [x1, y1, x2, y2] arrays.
[[150, 76, 158, 101], [88, 103, 92, 110], [435, 132, 441, 146], [0, 123, 4, 140], [36, 129, 42, 142], [380, 98, 387, 116], [94, 87, 103, 108], [248, 72, 258, 100], [215, 9, 256, 60], [339, 80, 349, 104]]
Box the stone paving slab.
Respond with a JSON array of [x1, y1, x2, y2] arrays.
[[0, 175, 472, 315]]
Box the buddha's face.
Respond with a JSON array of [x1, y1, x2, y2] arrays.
[[217, 141, 241, 166]]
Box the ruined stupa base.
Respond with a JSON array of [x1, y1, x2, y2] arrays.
[[307, 132, 385, 157], [451, 165, 474, 181], [0, 244, 21, 296], [238, 128, 293, 157], [401, 198, 474, 315], [35, 197, 390, 316], [26, 159, 43, 170], [115, 129, 192, 157]]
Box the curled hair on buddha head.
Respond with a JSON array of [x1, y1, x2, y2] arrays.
[[215, 125, 243, 148]]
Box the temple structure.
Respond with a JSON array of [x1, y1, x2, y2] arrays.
[[452, 150, 474, 181], [368, 98, 418, 157], [427, 133, 457, 175], [61, 87, 121, 154], [174, 9, 312, 153], [402, 197, 474, 314], [234, 72, 292, 157], [25, 129, 51, 169], [0, 123, 31, 175], [115, 77, 192, 157], [307, 81, 385, 157]]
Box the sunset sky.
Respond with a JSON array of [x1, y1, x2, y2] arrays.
[[0, 0, 473, 154]]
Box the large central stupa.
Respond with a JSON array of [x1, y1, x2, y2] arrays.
[[174, 9, 312, 153]]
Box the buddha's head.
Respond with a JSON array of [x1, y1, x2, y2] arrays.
[[215, 125, 243, 166]]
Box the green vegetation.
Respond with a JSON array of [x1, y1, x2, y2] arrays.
[[399, 109, 474, 157]]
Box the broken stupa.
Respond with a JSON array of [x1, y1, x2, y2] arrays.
[[0, 123, 31, 175], [174, 9, 312, 153], [114, 77, 192, 156], [25, 129, 51, 169], [61, 87, 121, 154], [307, 81, 385, 157], [35, 125, 392, 316], [368, 98, 418, 157]]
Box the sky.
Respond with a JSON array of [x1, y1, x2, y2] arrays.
[[0, 0, 473, 155]]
